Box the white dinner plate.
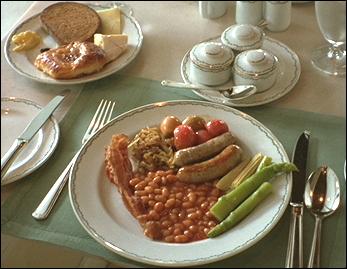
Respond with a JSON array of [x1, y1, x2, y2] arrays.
[[1, 97, 59, 185], [69, 100, 292, 267], [181, 36, 301, 107], [4, 5, 143, 85]]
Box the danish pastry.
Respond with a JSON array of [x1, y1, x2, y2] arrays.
[[35, 41, 107, 79]]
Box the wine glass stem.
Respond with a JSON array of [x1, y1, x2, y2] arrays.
[[327, 44, 345, 60]]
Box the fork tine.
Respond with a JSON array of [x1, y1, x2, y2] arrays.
[[100, 101, 112, 127], [90, 100, 107, 135], [82, 100, 115, 144], [82, 99, 104, 142], [107, 102, 116, 123]]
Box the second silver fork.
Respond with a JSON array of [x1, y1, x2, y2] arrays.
[[32, 100, 115, 220]]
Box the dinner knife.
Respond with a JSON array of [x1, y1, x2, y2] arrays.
[[1, 95, 65, 181], [285, 130, 310, 268]]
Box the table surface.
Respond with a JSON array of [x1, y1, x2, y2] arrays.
[[1, 1, 346, 267], [1, 1, 346, 118]]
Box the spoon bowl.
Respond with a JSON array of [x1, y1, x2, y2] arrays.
[[304, 165, 341, 268], [304, 165, 341, 217]]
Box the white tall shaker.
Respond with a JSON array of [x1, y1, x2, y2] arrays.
[[199, 1, 228, 19], [235, 1, 263, 25], [265, 1, 292, 32]]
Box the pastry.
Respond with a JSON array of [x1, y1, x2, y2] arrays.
[[35, 41, 107, 79]]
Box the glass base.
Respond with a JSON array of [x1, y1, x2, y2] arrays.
[[311, 44, 346, 76]]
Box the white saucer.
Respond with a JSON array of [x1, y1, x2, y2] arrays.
[[1, 97, 60, 185], [181, 36, 301, 107]]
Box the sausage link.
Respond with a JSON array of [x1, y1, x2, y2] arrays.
[[172, 132, 236, 167], [177, 144, 242, 183]]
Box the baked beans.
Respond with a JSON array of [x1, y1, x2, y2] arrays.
[[130, 170, 222, 243]]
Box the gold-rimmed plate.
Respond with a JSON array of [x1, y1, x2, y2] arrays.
[[69, 100, 292, 267], [4, 5, 143, 85], [1, 97, 59, 185]]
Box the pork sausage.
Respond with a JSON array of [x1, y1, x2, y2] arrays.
[[177, 144, 242, 183], [172, 132, 236, 167]]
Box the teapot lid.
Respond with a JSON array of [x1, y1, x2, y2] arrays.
[[221, 24, 263, 51], [190, 41, 234, 70]]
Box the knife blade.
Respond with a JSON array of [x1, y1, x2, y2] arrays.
[[285, 130, 310, 268], [291, 130, 311, 203], [1, 95, 65, 181]]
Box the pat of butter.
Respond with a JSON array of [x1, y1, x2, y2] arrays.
[[94, 33, 128, 63], [12, 31, 41, 52], [97, 7, 122, 35]]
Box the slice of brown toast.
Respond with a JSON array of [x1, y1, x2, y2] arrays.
[[40, 2, 101, 45]]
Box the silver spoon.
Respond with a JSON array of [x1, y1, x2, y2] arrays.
[[161, 80, 257, 100], [304, 165, 341, 268]]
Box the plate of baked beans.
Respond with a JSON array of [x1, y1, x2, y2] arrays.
[[69, 100, 292, 267]]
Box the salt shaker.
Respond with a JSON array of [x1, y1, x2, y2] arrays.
[[199, 1, 228, 19], [265, 1, 292, 32], [235, 1, 263, 25]]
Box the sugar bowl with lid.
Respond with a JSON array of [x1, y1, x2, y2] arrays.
[[233, 49, 278, 92], [221, 24, 264, 55], [189, 41, 234, 86]]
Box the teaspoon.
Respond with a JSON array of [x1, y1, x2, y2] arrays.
[[161, 80, 257, 100], [304, 165, 341, 268]]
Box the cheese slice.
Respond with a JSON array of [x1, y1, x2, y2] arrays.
[[97, 7, 122, 34], [94, 33, 128, 63]]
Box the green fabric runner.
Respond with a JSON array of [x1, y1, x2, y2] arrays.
[[2, 74, 346, 267]]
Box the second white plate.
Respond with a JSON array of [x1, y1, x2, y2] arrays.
[[181, 36, 301, 107], [1, 97, 60, 185], [4, 6, 143, 85]]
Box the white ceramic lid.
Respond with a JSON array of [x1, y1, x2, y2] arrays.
[[189, 42, 234, 70], [221, 24, 263, 51], [234, 49, 277, 75]]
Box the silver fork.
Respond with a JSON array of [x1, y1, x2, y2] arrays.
[[32, 100, 115, 220]]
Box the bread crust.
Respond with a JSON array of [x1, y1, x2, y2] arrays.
[[34, 41, 107, 79], [40, 2, 101, 45]]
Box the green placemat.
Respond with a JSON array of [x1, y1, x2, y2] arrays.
[[2, 75, 346, 268]]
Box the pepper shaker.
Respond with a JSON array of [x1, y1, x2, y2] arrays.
[[235, 1, 263, 25], [265, 1, 292, 32]]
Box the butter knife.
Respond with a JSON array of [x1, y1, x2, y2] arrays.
[[1, 95, 65, 181], [285, 130, 310, 267]]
